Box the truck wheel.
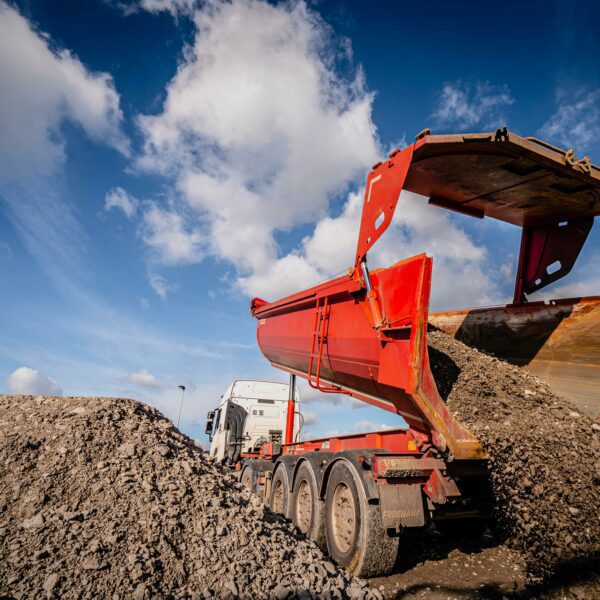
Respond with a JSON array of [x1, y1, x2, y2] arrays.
[[240, 464, 254, 492], [270, 465, 290, 518], [324, 460, 399, 577], [291, 462, 326, 549]]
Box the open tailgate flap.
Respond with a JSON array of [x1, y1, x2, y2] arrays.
[[404, 130, 600, 226]]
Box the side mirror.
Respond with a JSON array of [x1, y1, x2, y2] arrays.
[[205, 410, 215, 440]]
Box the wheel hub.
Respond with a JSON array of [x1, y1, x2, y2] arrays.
[[272, 480, 284, 513], [296, 480, 312, 533], [331, 482, 355, 553]]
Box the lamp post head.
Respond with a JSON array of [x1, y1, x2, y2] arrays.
[[176, 385, 186, 428]]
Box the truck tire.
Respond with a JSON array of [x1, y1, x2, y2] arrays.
[[240, 464, 254, 492], [291, 462, 326, 549], [324, 460, 399, 577], [269, 465, 290, 518]]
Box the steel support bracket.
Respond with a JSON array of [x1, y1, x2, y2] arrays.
[[423, 468, 461, 505]]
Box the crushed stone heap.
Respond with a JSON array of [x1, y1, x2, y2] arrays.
[[428, 329, 600, 580], [0, 395, 378, 600]]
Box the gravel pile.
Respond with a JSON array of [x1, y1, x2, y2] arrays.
[[0, 395, 376, 600], [428, 329, 600, 580]]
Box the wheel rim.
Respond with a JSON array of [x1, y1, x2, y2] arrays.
[[272, 478, 284, 513], [331, 481, 355, 553], [295, 479, 312, 533]]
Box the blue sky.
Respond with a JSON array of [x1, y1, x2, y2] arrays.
[[1, 0, 599, 443]]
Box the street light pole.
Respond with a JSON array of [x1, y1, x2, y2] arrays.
[[177, 385, 186, 429]]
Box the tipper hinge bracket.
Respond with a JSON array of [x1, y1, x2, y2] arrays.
[[424, 469, 461, 505], [494, 127, 509, 142], [564, 148, 592, 174]]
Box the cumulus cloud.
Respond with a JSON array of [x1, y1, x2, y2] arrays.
[[539, 88, 600, 154], [7, 367, 62, 396], [141, 204, 204, 266], [0, 2, 128, 286], [136, 0, 377, 278], [297, 379, 367, 410], [126, 369, 167, 389], [238, 253, 322, 300], [104, 187, 139, 219], [0, 2, 128, 183], [432, 81, 514, 129], [352, 420, 395, 433], [133, 0, 497, 312], [530, 277, 600, 302], [318, 420, 400, 438], [242, 190, 496, 310]]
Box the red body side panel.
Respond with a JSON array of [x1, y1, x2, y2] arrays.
[[252, 254, 483, 459], [254, 256, 428, 427]]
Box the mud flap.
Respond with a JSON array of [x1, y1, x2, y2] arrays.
[[378, 483, 425, 528]]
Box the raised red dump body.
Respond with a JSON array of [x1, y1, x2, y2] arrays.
[[243, 129, 600, 577], [251, 253, 482, 459], [251, 129, 600, 458]]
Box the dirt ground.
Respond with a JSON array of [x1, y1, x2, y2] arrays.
[[369, 528, 600, 600]]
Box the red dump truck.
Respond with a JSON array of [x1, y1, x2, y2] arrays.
[[237, 129, 600, 577]]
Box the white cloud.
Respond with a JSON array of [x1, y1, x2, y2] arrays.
[[137, 0, 197, 16], [194, 438, 210, 451], [530, 277, 600, 302], [432, 81, 514, 129], [130, 2, 498, 313], [297, 379, 368, 410], [141, 203, 204, 265], [352, 420, 395, 433], [136, 0, 378, 282], [7, 367, 62, 396], [242, 190, 496, 310], [0, 2, 128, 183], [148, 272, 176, 299], [301, 410, 318, 426], [126, 369, 166, 389], [539, 88, 600, 154], [104, 187, 139, 218], [0, 2, 128, 289], [238, 253, 322, 300]]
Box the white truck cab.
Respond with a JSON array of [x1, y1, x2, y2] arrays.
[[205, 380, 301, 465]]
